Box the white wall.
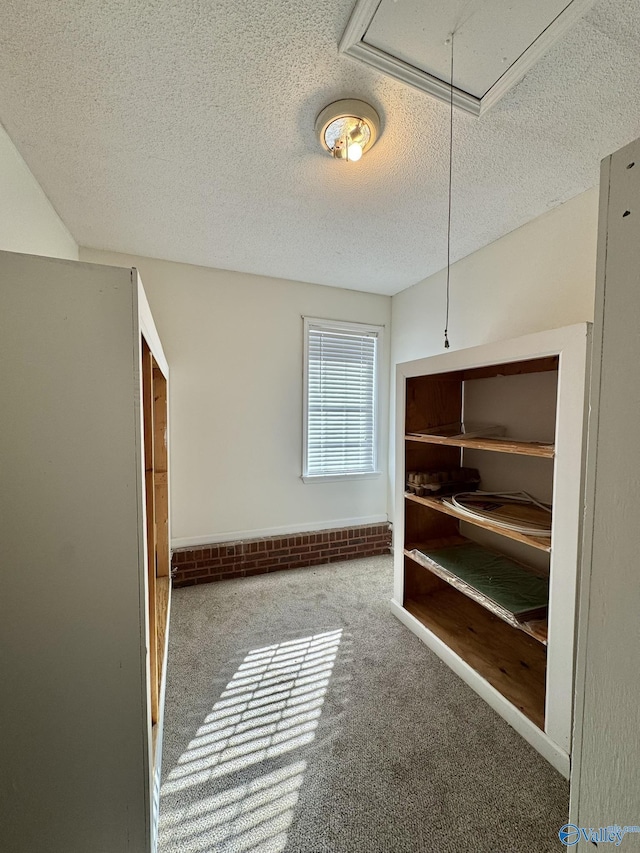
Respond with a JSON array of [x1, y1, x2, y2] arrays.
[[80, 248, 391, 546], [392, 188, 598, 367], [389, 187, 598, 517], [0, 123, 77, 260]]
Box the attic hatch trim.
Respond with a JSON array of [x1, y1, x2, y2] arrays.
[[339, 0, 597, 117]]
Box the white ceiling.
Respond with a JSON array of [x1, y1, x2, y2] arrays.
[[0, 0, 639, 296]]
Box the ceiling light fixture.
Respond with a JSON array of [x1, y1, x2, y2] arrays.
[[315, 99, 380, 162]]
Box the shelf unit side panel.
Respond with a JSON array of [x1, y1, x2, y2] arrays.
[[0, 252, 150, 853], [570, 137, 640, 830], [134, 274, 171, 853], [543, 327, 591, 753], [394, 367, 408, 604]]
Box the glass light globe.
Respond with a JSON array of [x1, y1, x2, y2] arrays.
[[347, 141, 363, 162]]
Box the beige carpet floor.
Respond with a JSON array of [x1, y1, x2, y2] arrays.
[[159, 555, 568, 853]]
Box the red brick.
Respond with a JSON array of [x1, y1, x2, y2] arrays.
[[245, 567, 268, 577], [176, 568, 209, 579]]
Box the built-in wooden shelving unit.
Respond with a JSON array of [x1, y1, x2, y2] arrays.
[[392, 327, 590, 777]]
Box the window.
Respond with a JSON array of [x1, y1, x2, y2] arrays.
[[303, 318, 382, 482]]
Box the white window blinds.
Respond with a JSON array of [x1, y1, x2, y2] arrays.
[[304, 319, 380, 478]]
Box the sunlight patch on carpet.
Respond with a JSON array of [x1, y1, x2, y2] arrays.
[[160, 629, 342, 852]]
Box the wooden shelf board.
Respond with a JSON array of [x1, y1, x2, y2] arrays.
[[404, 546, 548, 645], [405, 433, 554, 458], [405, 492, 552, 552], [521, 619, 548, 645], [405, 590, 546, 729]]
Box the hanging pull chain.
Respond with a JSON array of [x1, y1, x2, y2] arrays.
[[444, 32, 454, 350]]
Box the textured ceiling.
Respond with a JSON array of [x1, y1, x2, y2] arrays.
[[1, 0, 639, 295]]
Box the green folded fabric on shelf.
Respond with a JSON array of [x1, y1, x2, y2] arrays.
[[417, 542, 548, 616]]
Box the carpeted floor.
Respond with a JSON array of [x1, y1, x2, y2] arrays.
[[159, 555, 568, 853]]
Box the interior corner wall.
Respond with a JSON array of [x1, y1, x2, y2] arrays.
[[79, 248, 392, 546], [389, 187, 599, 509], [392, 187, 598, 366], [0, 123, 78, 260]]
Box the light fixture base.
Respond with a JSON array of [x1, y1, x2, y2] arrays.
[[315, 99, 380, 161]]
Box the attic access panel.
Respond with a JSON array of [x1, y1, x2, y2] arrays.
[[340, 0, 596, 116]]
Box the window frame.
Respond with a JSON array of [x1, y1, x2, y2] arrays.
[[302, 316, 383, 484]]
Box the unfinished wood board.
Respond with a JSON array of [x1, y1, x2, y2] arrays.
[[404, 439, 461, 475], [152, 363, 169, 578], [405, 493, 551, 552], [522, 619, 548, 645], [404, 554, 444, 598], [405, 433, 554, 458], [460, 356, 559, 382], [405, 375, 462, 434], [404, 495, 459, 546], [405, 586, 546, 728], [156, 577, 170, 705], [142, 339, 158, 726]]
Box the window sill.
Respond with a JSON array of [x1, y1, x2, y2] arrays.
[[302, 471, 382, 484]]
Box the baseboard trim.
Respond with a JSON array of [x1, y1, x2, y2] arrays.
[[172, 522, 391, 587]]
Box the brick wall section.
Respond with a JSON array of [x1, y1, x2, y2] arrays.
[[171, 523, 391, 588]]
